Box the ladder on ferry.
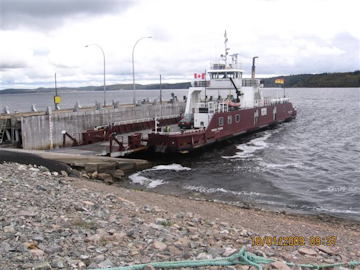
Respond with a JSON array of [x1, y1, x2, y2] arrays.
[[0, 119, 6, 144]]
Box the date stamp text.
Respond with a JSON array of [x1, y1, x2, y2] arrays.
[[251, 236, 337, 247]]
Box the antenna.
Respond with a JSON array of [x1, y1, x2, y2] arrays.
[[230, 53, 239, 68], [223, 30, 230, 66]]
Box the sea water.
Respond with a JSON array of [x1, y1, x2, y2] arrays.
[[127, 88, 360, 221]]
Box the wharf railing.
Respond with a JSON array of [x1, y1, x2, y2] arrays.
[[0, 119, 6, 143]]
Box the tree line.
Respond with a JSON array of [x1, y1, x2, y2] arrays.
[[263, 71, 360, 88], [1, 71, 359, 94]]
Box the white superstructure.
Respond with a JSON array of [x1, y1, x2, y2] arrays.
[[185, 31, 266, 128]]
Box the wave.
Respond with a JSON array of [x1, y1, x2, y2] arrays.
[[258, 161, 307, 170], [128, 163, 191, 188], [184, 185, 266, 197], [314, 207, 360, 215], [305, 205, 360, 216], [222, 132, 272, 159], [128, 172, 166, 189], [147, 163, 191, 172], [317, 186, 360, 194]]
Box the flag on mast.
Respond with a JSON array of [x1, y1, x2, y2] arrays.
[[194, 73, 205, 80]]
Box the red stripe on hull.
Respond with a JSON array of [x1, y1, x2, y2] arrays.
[[148, 103, 297, 153]]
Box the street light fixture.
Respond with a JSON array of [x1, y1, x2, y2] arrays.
[[132, 36, 152, 105], [85, 44, 106, 107]]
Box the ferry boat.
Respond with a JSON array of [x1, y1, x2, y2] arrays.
[[148, 32, 297, 154]]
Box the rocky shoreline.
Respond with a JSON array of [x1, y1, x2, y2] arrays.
[[1, 162, 359, 270]]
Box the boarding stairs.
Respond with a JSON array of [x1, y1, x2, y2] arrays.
[[0, 119, 6, 144]]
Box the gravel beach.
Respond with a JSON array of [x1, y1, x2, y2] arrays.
[[0, 161, 359, 270]]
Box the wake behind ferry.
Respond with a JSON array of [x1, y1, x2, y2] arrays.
[[147, 32, 297, 154]]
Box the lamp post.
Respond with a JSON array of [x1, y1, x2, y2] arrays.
[[132, 36, 152, 105], [85, 44, 106, 107]]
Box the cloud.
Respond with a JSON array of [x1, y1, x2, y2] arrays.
[[1, 0, 135, 30], [241, 32, 359, 75], [1, 0, 359, 90], [0, 33, 34, 69]]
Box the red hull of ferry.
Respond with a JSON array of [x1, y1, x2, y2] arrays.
[[148, 102, 297, 153]]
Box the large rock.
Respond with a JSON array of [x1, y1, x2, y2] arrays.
[[168, 245, 181, 255], [152, 241, 167, 251], [3, 226, 15, 233], [270, 261, 291, 270], [98, 258, 114, 268], [97, 173, 112, 181], [0, 242, 12, 253], [298, 248, 317, 256], [16, 211, 37, 217], [318, 245, 335, 255], [32, 261, 51, 269], [30, 249, 45, 257], [97, 173, 114, 184], [91, 171, 98, 179], [107, 169, 125, 180]]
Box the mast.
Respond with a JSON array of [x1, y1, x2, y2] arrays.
[[221, 31, 230, 67], [204, 69, 207, 106]]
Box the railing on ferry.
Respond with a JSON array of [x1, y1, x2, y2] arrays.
[[156, 127, 206, 136], [192, 81, 211, 87], [254, 97, 289, 107], [242, 79, 261, 87]]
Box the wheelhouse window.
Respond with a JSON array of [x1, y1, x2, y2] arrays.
[[219, 117, 224, 126], [210, 71, 242, 79], [227, 115, 232, 125], [235, 114, 240, 123]]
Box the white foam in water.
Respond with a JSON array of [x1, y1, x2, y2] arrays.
[[223, 133, 272, 159], [318, 186, 360, 193], [128, 172, 166, 189], [128, 163, 191, 188], [148, 180, 167, 188], [147, 163, 191, 172], [310, 205, 360, 215], [184, 185, 264, 197], [258, 161, 307, 170]]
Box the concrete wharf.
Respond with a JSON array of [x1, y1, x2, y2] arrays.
[[0, 102, 185, 151], [0, 101, 185, 176], [0, 148, 152, 175]]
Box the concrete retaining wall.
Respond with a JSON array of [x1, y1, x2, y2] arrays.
[[21, 103, 185, 150]]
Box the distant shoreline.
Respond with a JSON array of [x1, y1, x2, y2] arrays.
[[1, 71, 359, 94], [1, 86, 359, 95], [0, 88, 186, 95]]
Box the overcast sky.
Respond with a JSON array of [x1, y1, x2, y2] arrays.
[[0, 0, 359, 90]]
